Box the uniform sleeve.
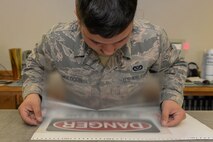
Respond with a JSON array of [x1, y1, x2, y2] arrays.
[[150, 29, 187, 106], [22, 35, 55, 99]]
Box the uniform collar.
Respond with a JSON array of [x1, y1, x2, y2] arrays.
[[73, 32, 88, 57], [120, 39, 132, 59]]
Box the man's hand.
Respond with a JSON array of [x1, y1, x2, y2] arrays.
[[18, 94, 42, 126], [161, 100, 186, 127]]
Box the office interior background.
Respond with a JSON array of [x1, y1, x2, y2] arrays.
[[0, 0, 213, 71]]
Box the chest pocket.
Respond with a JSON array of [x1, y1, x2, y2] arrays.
[[59, 67, 94, 97]]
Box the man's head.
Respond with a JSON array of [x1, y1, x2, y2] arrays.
[[76, 0, 138, 56], [76, 0, 137, 38]]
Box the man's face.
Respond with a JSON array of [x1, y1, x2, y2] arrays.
[[81, 23, 133, 56]]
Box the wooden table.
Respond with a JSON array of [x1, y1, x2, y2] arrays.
[[0, 86, 22, 109], [184, 86, 213, 96], [0, 110, 212, 142]]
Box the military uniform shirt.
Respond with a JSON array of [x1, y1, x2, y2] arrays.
[[22, 19, 187, 109]]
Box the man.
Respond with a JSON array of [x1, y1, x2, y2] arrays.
[[19, 0, 187, 127]]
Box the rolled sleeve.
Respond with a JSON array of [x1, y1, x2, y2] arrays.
[[22, 35, 54, 99], [150, 29, 187, 106]]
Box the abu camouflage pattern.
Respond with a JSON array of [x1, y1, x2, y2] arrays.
[[22, 19, 187, 109]]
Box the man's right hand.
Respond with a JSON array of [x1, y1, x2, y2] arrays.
[[18, 94, 42, 126]]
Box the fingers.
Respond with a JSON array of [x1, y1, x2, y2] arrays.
[[18, 94, 43, 126], [33, 103, 43, 123], [161, 100, 186, 127], [161, 108, 169, 126], [165, 110, 186, 127], [161, 109, 186, 127], [19, 107, 40, 126]]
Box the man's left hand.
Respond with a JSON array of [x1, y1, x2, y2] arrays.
[[161, 100, 186, 127]]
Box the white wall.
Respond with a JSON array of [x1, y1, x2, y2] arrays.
[[0, 0, 213, 70], [137, 0, 213, 69], [0, 0, 75, 69]]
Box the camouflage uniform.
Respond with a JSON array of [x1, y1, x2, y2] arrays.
[[22, 20, 187, 109]]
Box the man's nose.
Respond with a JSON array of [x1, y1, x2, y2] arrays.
[[101, 44, 116, 55]]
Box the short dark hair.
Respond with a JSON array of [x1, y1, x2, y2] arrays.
[[76, 0, 137, 38]]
